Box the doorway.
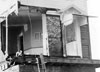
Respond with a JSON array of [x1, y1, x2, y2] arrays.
[[18, 34, 24, 54], [1, 25, 23, 56]]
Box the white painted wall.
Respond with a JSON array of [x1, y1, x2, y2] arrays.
[[23, 23, 31, 50], [61, 7, 85, 57], [24, 18, 43, 55], [31, 19, 42, 48]]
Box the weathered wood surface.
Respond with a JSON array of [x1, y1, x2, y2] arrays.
[[44, 56, 100, 67], [2, 55, 100, 72], [80, 24, 91, 59], [9, 55, 100, 67]]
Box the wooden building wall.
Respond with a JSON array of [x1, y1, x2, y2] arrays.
[[0, 6, 91, 58], [80, 24, 91, 59], [24, 16, 43, 55]]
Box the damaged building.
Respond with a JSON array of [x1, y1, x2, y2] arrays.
[[0, 0, 100, 72]]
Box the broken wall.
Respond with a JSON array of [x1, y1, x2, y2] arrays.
[[46, 15, 63, 56]]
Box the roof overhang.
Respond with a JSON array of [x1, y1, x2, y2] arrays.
[[73, 14, 97, 18], [19, 0, 88, 15], [19, 2, 59, 12], [0, 0, 18, 23], [20, 0, 63, 9]]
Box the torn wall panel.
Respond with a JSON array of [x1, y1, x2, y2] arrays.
[[46, 15, 63, 56]]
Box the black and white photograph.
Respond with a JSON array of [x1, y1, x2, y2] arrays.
[[0, 0, 100, 72]]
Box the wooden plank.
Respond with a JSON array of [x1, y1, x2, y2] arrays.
[[44, 57, 100, 66], [40, 54, 46, 72]]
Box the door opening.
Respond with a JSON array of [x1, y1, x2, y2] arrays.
[[19, 35, 24, 54]]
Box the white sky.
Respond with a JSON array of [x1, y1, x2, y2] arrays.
[[87, 0, 100, 72]]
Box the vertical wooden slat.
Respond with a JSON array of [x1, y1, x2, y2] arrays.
[[42, 14, 49, 55], [61, 23, 66, 57], [5, 16, 8, 57], [80, 24, 91, 59], [87, 17, 92, 59]]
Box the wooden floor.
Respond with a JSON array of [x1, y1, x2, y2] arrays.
[[44, 56, 100, 67], [6, 55, 100, 68], [2, 55, 100, 72]]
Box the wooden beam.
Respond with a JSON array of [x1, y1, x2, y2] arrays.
[[44, 56, 100, 67], [5, 15, 8, 58], [42, 14, 49, 55]]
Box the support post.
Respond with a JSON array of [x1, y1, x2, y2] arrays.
[[5, 15, 8, 58], [42, 14, 49, 56], [60, 14, 67, 57], [87, 16, 92, 59]]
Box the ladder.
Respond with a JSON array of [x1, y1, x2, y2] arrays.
[[36, 54, 46, 72]]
